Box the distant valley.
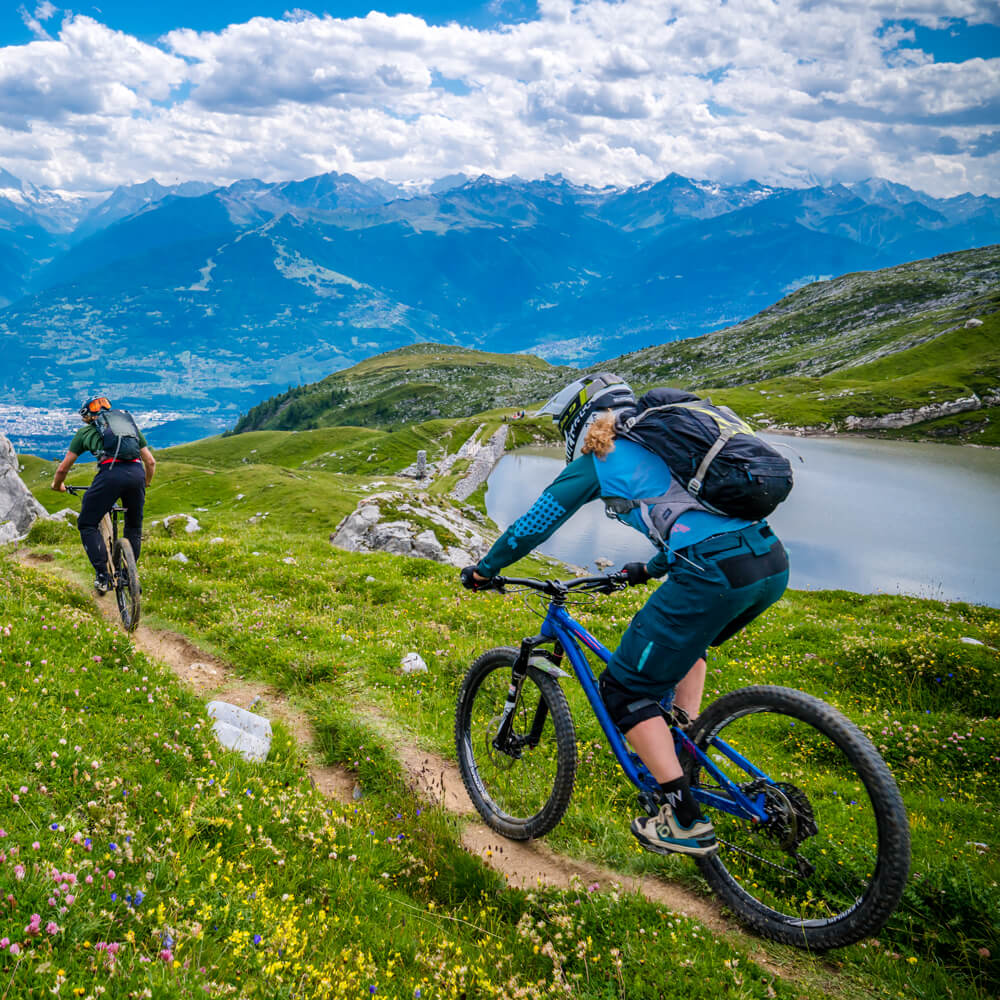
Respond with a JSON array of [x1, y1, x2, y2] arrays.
[[1, 165, 998, 456]]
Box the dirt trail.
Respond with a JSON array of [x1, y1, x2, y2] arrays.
[[16, 550, 789, 977]]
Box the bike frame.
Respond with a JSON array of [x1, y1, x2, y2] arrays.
[[528, 599, 771, 824]]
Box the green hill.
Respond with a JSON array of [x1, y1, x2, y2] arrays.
[[231, 245, 1000, 445], [608, 244, 1000, 444], [232, 344, 572, 434]]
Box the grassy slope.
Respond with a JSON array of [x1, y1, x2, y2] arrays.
[[233, 344, 573, 434], [609, 245, 1000, 444], [3, 562, 798, 1000], [12, 426, 1000, 1000]]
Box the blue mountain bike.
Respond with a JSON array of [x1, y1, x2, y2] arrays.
[[454, 573, 911, 950]]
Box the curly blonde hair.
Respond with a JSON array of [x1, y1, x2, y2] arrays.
[[582, 411, 618, 459]]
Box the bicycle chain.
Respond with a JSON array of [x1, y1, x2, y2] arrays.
[[714, 837, 809, 880]]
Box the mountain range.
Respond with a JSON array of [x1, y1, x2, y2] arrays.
[[1, 166, 997, 446]]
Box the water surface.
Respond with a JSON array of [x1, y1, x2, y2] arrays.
[[484, 436, 1000, 607]]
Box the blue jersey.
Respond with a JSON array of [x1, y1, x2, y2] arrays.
[[477, 439, 752, 578]]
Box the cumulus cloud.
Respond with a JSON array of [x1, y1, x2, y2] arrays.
[[0, 0, 997, 197]]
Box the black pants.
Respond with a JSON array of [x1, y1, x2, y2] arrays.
[[78, 462, 146, 575]]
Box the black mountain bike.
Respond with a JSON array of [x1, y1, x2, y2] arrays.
[[456, 573, 911, 950], [65, 485, 141, 632]]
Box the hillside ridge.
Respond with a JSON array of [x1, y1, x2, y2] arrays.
[[233, 244, 1000, 446]]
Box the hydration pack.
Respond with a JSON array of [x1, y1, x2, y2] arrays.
[[614, 388, 793, 522], [94, 409, 142, 462]]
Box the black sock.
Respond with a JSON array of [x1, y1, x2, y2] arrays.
[[658, 777, 701, 826]]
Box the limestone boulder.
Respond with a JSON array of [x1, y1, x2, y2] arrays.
[[0, 433, 48, 542], [330, 492, 493, 569]]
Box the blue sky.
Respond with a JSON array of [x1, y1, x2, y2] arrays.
[[3, 2, 540, 44], [3, 2, 999, 198]]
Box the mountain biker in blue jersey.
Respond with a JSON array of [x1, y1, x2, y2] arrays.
[[461, 373, 789, 858], [51, 396, 156, 594]]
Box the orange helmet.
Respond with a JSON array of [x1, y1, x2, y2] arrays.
[[80, 396, 112, 419]]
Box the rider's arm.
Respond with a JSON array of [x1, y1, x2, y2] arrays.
[[646, 549, 671, 579], [140, 446, 156, 486], [51, 451, 78, 491], [476, 455, 602, 578]]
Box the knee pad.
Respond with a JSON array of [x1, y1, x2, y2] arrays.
[[598, 670, 665, 732]]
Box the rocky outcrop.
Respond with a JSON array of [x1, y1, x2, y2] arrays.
[[329, 492, 493, 568], [0, 432, 47, 543], [843, 394, 986, 431], [451, 425, 509, 501]]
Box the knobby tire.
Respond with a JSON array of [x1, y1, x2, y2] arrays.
[[455, 647, 577, 840], [689, 685, 910, 950], [112, 538, 141, 633]]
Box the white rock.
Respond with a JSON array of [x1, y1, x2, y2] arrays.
[[365, 575, 376, 583], [236, 493, 245, 500], [170, 552, 190, 564], [210, 537, 224, 544], [206, 701, 272, 763], [401, 652, 429, 674], [163, 513, 201, 534], [0, 432, 48, 540]]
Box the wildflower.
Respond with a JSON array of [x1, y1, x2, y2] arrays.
[[46, 922, 59, 936]]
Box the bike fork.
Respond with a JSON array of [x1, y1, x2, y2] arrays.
[[492, 636, 551, 757]]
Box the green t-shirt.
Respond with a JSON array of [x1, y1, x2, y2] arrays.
[[69, 422, 148, 458]]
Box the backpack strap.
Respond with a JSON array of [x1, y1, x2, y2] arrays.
[[687, 426, 735, 499]]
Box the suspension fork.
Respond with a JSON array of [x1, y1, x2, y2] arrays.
[[492, 635, 562, 756]]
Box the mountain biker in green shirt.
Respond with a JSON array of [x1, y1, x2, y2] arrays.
[[52, 396, 156, 593], [461, 374, 789, 858]]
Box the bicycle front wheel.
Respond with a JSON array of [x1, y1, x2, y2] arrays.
[[690, 685, 910, 950], [112, 538, 141, 632], [455, 647, 577, 840]]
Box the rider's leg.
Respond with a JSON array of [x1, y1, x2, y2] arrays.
[[623, 714, 682, 783], [673, 657, 706, 722], [119, 465, 147, 561], [78, 468, 116, 575]]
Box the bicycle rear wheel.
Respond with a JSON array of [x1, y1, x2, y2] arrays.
[[112, 538, 141, 633], [689, 685, 910, 950], [455, 647, 577, 840]]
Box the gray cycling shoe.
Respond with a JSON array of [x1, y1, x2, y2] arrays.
[[631, 803, 718, 857], [94, 573, 112, 595]]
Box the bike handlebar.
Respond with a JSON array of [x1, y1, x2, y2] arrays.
[[64, 484, 87, 496], [482, 571, 629, 596]]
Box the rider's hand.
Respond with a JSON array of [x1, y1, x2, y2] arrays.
[[51, 481, 66, 492], [623, 561, 650, 586], [460, 565, 491, 591]]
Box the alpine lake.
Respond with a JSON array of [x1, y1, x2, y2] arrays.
[[484, 434, 1000, 608]]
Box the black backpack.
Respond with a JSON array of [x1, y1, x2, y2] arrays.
[[614, 388, 793, 520], [94, 409, 142, 462]]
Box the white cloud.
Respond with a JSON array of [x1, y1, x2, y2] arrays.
[[0, 1, 997, 198]]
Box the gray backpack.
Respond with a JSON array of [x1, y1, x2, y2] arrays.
[[94, 409, 142, 462]]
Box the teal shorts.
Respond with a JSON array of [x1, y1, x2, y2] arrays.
[[606, 522, 789, 700]]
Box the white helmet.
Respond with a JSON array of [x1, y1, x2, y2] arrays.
[[535, 372, 636, 462]]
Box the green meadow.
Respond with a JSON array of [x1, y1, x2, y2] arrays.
[[3, 417, 999, 999]]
